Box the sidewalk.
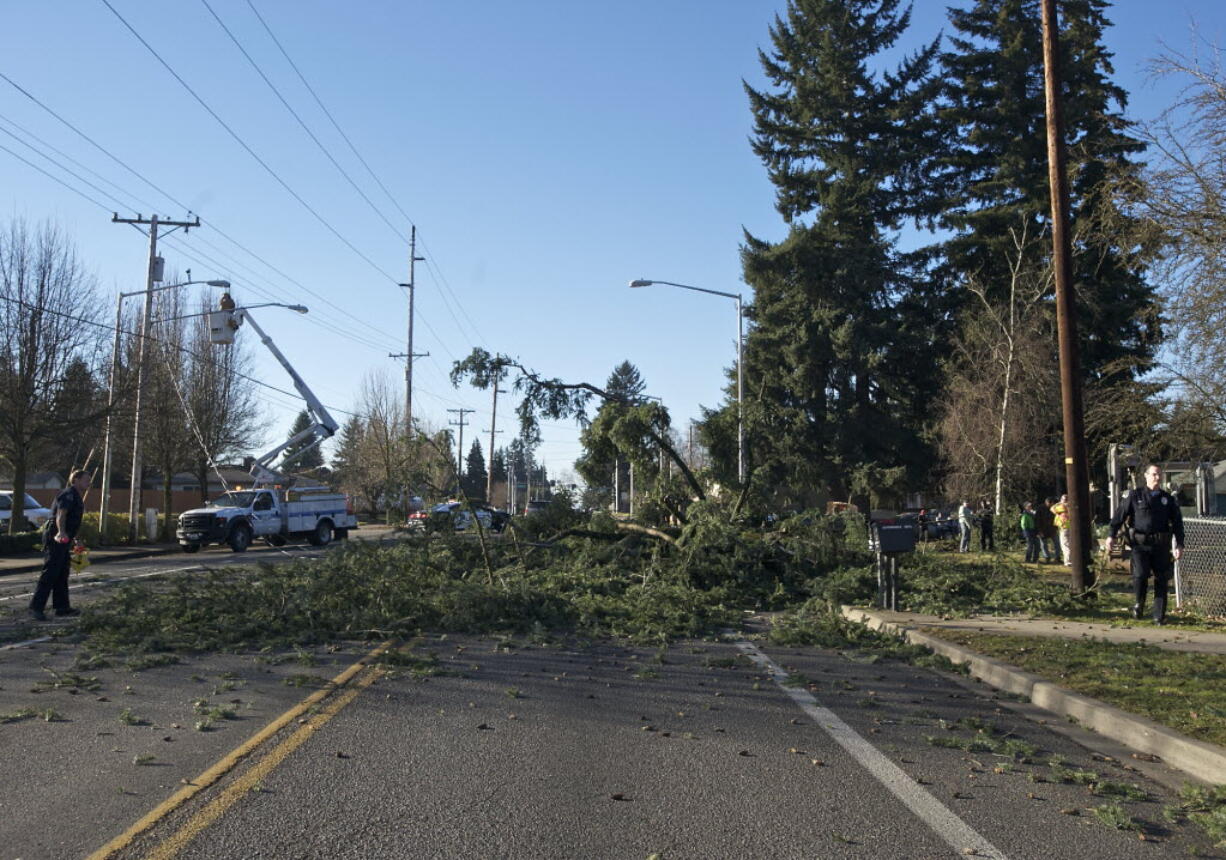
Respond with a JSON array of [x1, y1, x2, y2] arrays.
[[842, 605, 1226, 785], [852, 609, 1226, 655]]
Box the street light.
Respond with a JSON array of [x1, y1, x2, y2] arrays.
[[629, 279, 745, 484], [98, 279, 231, 544]]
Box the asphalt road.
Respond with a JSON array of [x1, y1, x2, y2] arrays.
[[1, 539, 1221, 859], [2, 634, 1218, 858]]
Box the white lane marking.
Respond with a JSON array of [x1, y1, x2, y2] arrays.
[[736, 640, 1009, 860], [1, 635, 52, 651]]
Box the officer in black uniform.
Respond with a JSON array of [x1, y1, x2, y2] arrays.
[[1105, 464, 1184, 624], [28, 469, 90, 621]]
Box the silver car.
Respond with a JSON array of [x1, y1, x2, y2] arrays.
[[0, 491, 54, 531]]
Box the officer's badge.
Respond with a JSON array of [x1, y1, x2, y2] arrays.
[[1160, 497, 1168, 505]]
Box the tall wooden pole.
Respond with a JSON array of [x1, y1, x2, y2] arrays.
[[1041, 0, 1094, 592]]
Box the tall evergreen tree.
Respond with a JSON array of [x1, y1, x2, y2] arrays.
[[489, 447, 507, 484], [462, 439, 487, 501], [736, 0, 944, 506], [283, 409, 325, 471], [938, 0, 1160, 382], [576, 361, 646, 493]]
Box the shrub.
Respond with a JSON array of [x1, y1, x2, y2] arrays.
[[77, 512, 136, 547], [0, 530, 42, 554]]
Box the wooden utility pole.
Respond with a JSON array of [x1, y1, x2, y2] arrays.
[[110, 213, 199, 544], [447, 408, 474, 496], [1040, 0, 1094, 592], [486, 385, 506, 503], [395, 227, 428, 435]]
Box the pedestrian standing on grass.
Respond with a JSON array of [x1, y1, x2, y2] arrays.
[[957, 500, 973, 553], [978, 500, 995, 551], [1050, 494, 1071, 567], [1106, 464, 1184, 624], [1036, 496, 1057, 563], [1020, 501, 1040, 563], [28, 470, 90, 621]]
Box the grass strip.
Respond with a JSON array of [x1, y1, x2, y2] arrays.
[[920, 629, 1226, 747]]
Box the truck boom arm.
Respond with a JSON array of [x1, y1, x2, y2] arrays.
[[231, 307, 339, 485]]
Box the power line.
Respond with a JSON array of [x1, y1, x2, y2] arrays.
[[0, 293, 357, 417], [99, 0, 401, 285], [0, 88, 410, 353], [0, 110, 160, 213], [200, 0, 405, 244], [245, 0, 415, 228], [0, 139, 112, 212], [239, 3, 491, 350]]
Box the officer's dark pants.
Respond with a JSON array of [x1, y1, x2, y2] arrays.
[[30, 541, 72, 613], [980, 522, 994, 551], [1131, 542, 1173, 622]]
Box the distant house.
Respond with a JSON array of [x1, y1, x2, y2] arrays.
[[0, 472, 64, 491]]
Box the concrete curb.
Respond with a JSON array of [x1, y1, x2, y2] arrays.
[[841, 605, 1226, 786]]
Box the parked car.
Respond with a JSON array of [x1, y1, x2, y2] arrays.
[[523, 499, 549, 517], [412, 502, 508, 534], [0, 491, 53, 531]]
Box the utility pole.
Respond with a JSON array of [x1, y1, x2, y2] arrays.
[[486, 385, 507, 503], [1041, 0, 1094, 593], [396, 226, 428, 436], [110, 213, 200, 544], [483, 428, 504, 504], [447, 408, 474, 496], [613, 457, 620, 514]]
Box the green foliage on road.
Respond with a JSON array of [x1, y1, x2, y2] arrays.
[[921, 629, 1226, 749], [77, 508, 869, 652]]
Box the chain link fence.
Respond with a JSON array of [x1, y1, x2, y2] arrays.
[[1175, 517, 1226, 616]]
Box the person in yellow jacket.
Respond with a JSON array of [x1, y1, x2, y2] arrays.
[[1050, 494, 1071, 567]]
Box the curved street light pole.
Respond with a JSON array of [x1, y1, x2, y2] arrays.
[[629, 279, 744, 485]]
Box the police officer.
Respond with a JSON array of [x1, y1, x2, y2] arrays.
[[1105, 464, 1184, 624], [28, 469, 90, 621]]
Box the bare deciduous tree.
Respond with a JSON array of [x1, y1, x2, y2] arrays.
[[938, 223, 1060, 512], [0, 219, 104, 532], [1143, 41, 1226, 430]]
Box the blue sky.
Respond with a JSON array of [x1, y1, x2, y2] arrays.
[[2, 1, 1222, 486]]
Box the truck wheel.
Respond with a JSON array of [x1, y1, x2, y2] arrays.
[[308, 520, 333, 547], [228, 524, 252, 553], [180, 543, 201, 554]]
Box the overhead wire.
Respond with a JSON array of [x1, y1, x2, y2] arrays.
[[0, 292, 357, 417], [200, 0, 405, 245], [0, 70, 413, 353], [0, 112, 404, 357], [98, 0, 402, 286], [240, 2, 490, 349], [4, 25, 541, 452]]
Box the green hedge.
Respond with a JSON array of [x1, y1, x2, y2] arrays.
[[0, 530, 42, 554], [78, 512, 138, 547]]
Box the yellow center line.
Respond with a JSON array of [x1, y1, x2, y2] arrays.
[[87, 639, 396, 860], [144, 662, 386, 860]]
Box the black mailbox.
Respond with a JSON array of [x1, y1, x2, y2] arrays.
[[871, 523, 916, 554]]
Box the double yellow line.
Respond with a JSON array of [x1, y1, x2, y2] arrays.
[[89, 639, 397, 860]]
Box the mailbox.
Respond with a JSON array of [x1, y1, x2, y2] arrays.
[[871, 522, 916, 554]]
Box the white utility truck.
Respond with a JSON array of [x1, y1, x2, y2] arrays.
[[176, 297, 357, 552], [177, 486, 355, 552]]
